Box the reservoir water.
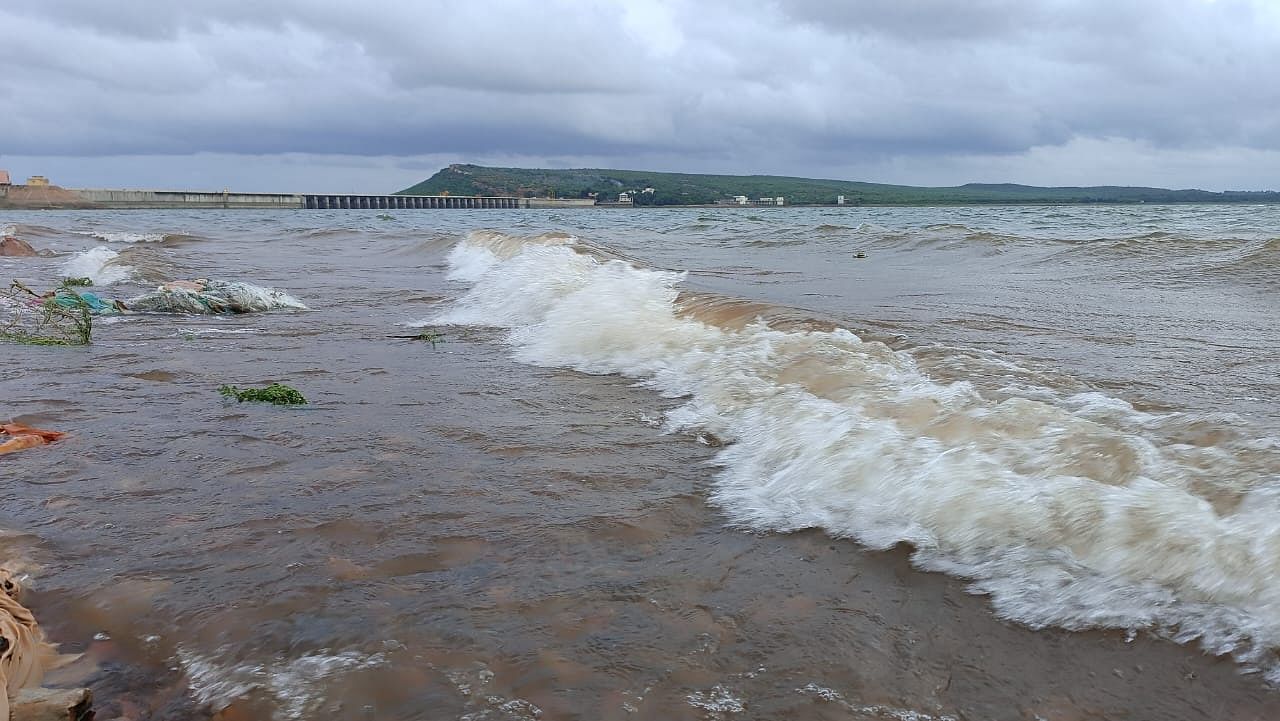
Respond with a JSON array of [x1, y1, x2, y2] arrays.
[[2, 204, 1279, 720]]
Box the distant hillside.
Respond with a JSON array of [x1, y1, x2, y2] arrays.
[[398, 165, 1280, 205]]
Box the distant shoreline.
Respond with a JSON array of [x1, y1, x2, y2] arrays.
[[399, 163, 1280, 207]]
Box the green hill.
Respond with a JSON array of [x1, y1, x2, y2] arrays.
[[397, 164, 1280, 205]]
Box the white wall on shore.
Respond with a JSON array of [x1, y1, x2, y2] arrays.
[[73, 189, 305, 208]]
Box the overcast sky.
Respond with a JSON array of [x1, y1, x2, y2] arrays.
[[2, 0, 1278, 192]]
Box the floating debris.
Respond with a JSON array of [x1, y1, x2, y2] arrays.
[[386, 329, 445, 348], [128, 280, 306, 315], [0, 423, 67, 456], [1, 280, 96, 346], [218, 383, 308, 406]]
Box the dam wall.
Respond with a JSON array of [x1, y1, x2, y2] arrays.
[[75, 189, 304, 209], [3, 185, 601, 210]]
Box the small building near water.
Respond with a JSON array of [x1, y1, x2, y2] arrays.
[[0, 170, 10, 186], [26, 175, 50, 186]]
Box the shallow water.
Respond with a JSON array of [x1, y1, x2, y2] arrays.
[[2, 206, 1279, 720]]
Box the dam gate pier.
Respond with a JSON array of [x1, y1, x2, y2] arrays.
[[304, 194, 519, 209]]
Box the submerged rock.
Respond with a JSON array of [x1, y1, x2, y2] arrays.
[[0, 237, 39, 258]]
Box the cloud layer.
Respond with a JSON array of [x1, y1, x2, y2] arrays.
[[2, 0, 1278, 190]]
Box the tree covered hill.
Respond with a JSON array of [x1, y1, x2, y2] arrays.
[[397, 164, 1280, 205]]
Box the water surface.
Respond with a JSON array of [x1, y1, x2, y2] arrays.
[[2, 205, 1279, 720]]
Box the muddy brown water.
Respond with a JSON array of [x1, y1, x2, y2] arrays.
[[1, 206, 1279, 720]]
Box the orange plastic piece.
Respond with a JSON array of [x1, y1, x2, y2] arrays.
[[0, 424, 66, 455]]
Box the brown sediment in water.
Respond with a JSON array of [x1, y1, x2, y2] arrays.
[[30, 414, 1280, 717], [675, 291, 838, 333], [6, 211, 1280, 720]]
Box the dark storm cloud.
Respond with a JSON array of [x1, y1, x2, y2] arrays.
[[2, 0, 1278, 188]]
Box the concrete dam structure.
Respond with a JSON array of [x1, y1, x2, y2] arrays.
[[307, 194, 520, 209], [69, 188, 535, 210], [45, 189, 596, 210]]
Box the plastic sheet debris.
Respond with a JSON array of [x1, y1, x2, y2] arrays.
[[0, 424, 66, 456], [126, 279, 307, 314], [47, 291, 121, 315], [0, 569, 59, 720], [1, 283, 98, 346]]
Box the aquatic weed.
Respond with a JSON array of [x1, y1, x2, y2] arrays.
[[387, 329, 446, 348], [218, 383, 307, 405], [414, 330, 445, 348]]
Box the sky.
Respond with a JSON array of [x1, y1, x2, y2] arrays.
[[2, 0, 1278, 193]]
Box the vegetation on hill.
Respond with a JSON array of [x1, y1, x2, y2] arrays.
[[397, 164, 1280, 206]]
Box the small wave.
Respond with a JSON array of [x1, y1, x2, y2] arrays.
[[1194, 237, 1280, 289], [4, 223, 62, 239], [962, 231, 1024, 245], [434, 231, 1280, 683], [391, 234, 458, 255], [740, 238, 809, 248], [296, 227, 356, 239], [922, 223, 978, 233], [178, 646, 386, 720], [60, 246, 134, 285], [76, 230, 164, 244], [75, 230, 203, 246], [1077, 232, 1242, 255], [178, 328, 264, 336], [1227, 237, 1280, 267]]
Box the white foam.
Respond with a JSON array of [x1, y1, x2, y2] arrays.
[[179, 327, 264, 336], [178, 646, 385, 720], [437, 662, 544, 721], [797, 684, 958, 721], [434, 231, 1280, 681], [445, 229, 578, 284], [60, 245, 133, 285], [76, 230, 165, 244], [686, 685, 745, 715]]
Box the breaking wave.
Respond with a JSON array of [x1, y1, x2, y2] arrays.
[[60, 246, 134, 285], [430, 230, 1280, 682]]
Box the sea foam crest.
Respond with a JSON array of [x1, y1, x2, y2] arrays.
[[60, 246, 133, 285], [76, 230, 166, 244], [435, 231, 1280, 681], [178, 646, 385, 720]]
